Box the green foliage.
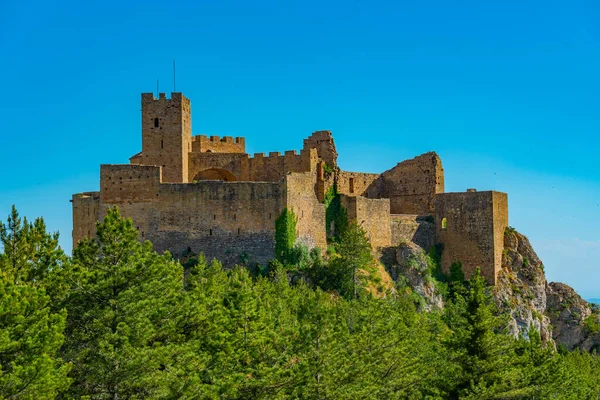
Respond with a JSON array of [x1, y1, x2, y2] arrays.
[[0, 205, 68, 286], [2, 207, 600, 399], [0, 206, 71, 398], [311, 221, 374, 299], [449, 261, 465, 283], [274, 208, 298, 263], [62, 207, 185, 398], [0, 273, 71, 399], [584, 314, 600, 334], [322, 161, 334, 174], [323, 186, 348, 240]]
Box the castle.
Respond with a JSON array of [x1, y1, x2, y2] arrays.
[[72, 92, 508, 285]]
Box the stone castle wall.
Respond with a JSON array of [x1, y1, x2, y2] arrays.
[[80, 163, 326, 266], [285, 172, 327, 250], [341, 195, 391, 249], [337, 171, 380, 197], [187, 148, 317, 183], [390, 214, 435, 250], [434, 191, 508, 285], [192, 135, 246, 153], [368, 152, 444, 215], [72, 192, 101, 246]]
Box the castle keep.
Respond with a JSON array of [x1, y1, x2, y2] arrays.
[[72, 92, 509, 284]]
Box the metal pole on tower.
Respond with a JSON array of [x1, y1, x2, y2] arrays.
[[156, 79, 159, 97], [173, 58, 176, 93]]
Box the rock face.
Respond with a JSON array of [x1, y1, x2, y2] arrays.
[[392, 241, 443, 312], [496, 228, 600, 352], [495, 229, 552, 342], [546, 282, 600, 352]]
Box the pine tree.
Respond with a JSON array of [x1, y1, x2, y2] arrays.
[[329, 221, 373, 299], [0, 206, 71, 398], [442, 269, 528, 399], [0, 205, 68, 286], [61, 207, 185, 398], [0, 273, 71, 399]]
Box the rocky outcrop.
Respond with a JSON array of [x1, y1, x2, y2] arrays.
[[390, 241, 443, 312], [496, 228, 600, 352], [495, 229, 553, 343], [546, 282, 600, 352]]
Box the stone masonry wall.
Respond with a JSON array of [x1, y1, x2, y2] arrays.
[[341, 195, 391, 249], [337, 171, 380, 197], [71, 192, 101, 248], [492, 191, 509, 280], [390, 214, 435, 250], [101, 164, 162, 204], [187, 148, 317, 183], [192, 135, 245, 153], [434, 191, 508, 285], [303, 130, 338, 167], [99, 178, 285, 266], [284, 172, 327, 250], [368, 152, 444, 215], [140, 93, 191, 183]]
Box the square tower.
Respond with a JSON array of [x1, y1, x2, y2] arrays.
[[435, 190, 508, 285], [138, 92, 191, 183]]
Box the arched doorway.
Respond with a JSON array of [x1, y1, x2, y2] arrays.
[[193, 168, 237, 182]]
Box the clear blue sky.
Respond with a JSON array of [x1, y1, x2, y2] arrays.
[[1, 1, 599, 297]]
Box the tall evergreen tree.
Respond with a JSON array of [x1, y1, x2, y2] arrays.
[[329, 221, 373, 299], [0, 206, 71, 398], [61, 208, 185, 399]]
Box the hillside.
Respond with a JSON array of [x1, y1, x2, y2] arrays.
[[1, 206, 599, 398]]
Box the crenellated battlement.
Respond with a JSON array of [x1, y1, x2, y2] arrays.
[[191, 134, 246, 154], [141, 92, 187, 103]]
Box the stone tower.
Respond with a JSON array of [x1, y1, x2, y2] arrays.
[[136, 92, 192, 183]]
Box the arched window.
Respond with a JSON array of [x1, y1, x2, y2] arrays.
[[154, 118, 159, 128], [441, 218, 448, 230]]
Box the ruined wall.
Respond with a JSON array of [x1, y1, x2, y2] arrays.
[[139, 93, 191, 183], [284, 172, 327, 250], [368, 152, 444, 215], [303, 130, 338, 167], [191, 135, 246, 153], [72, 192, 101, 248], [341, 195, 391, 249], [390, 214, 435, 250], [100, 164, 162, 204], [434, 191, 508, 285], [337, 171, 380, 196]]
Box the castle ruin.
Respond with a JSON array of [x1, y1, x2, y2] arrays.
[[72, 92, 508, 284]]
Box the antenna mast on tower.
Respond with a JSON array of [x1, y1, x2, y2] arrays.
[[173, 58, 176, 92]]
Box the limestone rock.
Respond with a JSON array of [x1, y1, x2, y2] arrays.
[[391, 241, 443, 312], [546, 282, 600, 352], [495, 229, 552, 343]]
